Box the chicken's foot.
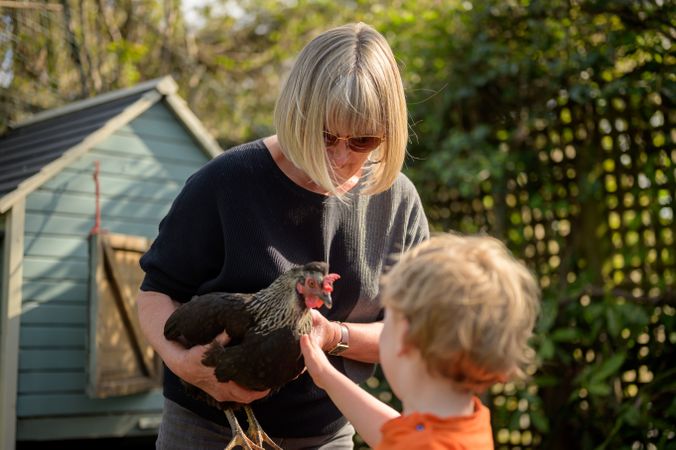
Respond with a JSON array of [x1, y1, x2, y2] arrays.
[[244, 406, 283, 450], [224, 409, 264, 450]]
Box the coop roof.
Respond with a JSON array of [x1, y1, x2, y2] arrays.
[[0, 76, 221, 214]]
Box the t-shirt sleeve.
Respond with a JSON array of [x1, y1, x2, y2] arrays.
[[139, 166, 225, 302]]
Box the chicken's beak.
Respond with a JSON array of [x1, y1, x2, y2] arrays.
[[319, 292, 333, 309]]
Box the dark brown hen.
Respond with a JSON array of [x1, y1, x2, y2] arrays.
[[163, 261, 340, 450]]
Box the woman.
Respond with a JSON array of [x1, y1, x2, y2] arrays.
[[137, 22, 429, 449]]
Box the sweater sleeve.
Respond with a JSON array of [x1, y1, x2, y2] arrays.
[[404, 184, 430, 251], [373, 177, 429, 321], [139, 165, 226, 302]]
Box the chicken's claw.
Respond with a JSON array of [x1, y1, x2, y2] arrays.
[[223, 409, 264, 450], [244, 406, 283, 450]]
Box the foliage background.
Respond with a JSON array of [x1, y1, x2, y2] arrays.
[[2, 0, 674, 448]]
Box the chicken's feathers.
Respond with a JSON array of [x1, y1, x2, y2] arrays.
[[163, 292, 254, 346], [203, 326, 307, 392]]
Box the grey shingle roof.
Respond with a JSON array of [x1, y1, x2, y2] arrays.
[[0, 76, 221, 215], [0, 90, 148, 197]]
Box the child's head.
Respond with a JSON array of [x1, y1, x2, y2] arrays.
[[380, 233, 540, 393]]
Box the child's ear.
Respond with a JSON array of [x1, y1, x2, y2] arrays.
[[396, 316, 413, 356]]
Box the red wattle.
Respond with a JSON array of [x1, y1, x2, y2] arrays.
[[305, 296, 324, 309]]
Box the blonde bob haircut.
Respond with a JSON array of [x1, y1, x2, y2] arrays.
[[274, 22, 408, 196], [381, 233, 541, 393]]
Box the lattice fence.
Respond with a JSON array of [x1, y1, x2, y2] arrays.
[[421, 88, 674, 448]]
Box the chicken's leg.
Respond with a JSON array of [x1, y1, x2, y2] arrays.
[[244, 406, 283, 450], [224, 409, 264, 450]]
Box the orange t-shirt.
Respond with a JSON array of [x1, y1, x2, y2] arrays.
[[376, 397, 494, 450]]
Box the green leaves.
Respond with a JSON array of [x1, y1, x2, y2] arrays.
[[6, 1, 674, 448], [592, 353, 626, 384], [551, 327, 584, 343], [537, 336, 555, 360]]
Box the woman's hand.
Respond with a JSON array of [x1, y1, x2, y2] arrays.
[[309, 309, 342, 351], [175, 331, 270, 404]]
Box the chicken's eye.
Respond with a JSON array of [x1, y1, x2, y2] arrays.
[[307, 279, 317, 288]]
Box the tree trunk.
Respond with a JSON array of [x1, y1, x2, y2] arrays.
[[60, 0, 89, 97], [78, 0, 102, 92]]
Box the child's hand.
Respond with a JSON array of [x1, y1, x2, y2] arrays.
[[300, 334, 338, 390]]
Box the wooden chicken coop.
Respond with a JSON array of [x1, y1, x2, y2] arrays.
[[0, 76, 221, 449]]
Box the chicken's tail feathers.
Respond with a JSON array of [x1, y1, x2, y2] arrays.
[[202, 341, 226, 368], [202, 342, 240, 385], [163, 312, 181, 340]]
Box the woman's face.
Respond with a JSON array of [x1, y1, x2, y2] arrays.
[[324, 127, 379, 184]]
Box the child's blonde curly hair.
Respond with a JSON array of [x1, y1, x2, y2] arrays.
[[381, 233, 540, 393]]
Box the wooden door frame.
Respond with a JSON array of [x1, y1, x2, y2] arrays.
[[87, 232, 161, 398]]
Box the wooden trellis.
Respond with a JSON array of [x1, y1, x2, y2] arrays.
[[419, 89, 674, 448]]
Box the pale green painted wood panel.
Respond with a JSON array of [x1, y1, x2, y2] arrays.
[[21, 303, 87, 325], [40, 169, 182, 202], [25, 212, 92, 235], [27, 190, 101, 217], [73, 149, 199, 183], [17, 413, 162, 440], [23, 257, 89, 281], [22, 280, 87, 303], [19, 326, 85, 348], [17, 392, 164, 416], [125, 114, 197, 143], [126, 119, 196, 142], [27, 191, 172, 223], [95, 133, 207, 164], [139, 102, 177, 121], [19, 350, 85, 370], [24, 234, 88, 259], [19, 371, 87, 394], [25, 212, 159, 239], [134, 102, 210, 151]]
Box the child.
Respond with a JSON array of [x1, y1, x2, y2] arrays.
[[300, 233, 540, 449]]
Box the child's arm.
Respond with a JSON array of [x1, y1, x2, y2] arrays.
[[300, 334, 400, 448]]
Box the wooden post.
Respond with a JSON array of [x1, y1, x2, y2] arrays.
[[90, 160, 101, 235], [0, 199, 25, 450]]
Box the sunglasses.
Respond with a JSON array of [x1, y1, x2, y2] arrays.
[[322, 131, 385, 153]]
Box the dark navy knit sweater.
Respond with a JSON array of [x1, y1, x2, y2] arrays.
[[139, 139, 429, 438]]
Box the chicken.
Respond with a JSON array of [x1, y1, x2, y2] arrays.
[[163, 261, 340, 450]]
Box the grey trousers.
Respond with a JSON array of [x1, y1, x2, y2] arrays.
[[156, 399, 355, 450]]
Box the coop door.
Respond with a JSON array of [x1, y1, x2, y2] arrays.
[[88, 232, 162, 398]]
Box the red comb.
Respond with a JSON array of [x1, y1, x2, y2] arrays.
[[322, 273, 341, 293]]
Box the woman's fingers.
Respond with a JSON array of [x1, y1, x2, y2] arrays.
[[220, 382, 270, 404]]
